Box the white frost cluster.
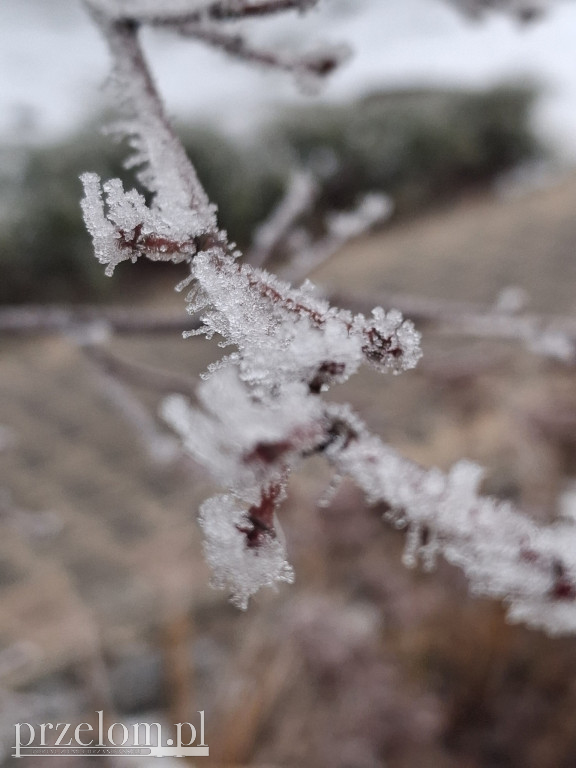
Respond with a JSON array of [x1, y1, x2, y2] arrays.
[[162, 367, 325, 492], [332, 424, 576, 635], [187, 250, 422, 395], [80, 173, 203, 275], [159, 283, 419, 607], [82, 4, 421, 609], [81, 4, 422, 609], [199, 494, 294, 610], [162, 368, 325, 605]]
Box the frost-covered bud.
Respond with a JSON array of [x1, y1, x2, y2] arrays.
[[162, 368, 326, 490], [294, 43, 353, 95], [359, 308, 422, 374], [308, 361, 347, 394], [199, 493, 294, 610], [80, 172, 210, 275]]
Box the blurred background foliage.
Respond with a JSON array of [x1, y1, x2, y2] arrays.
[[0, 83, 540, 304]]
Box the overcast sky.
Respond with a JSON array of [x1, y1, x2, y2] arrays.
[[1, 0, 575, 156]]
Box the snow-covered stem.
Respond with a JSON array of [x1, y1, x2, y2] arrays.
[[324, 408, 576, 635], [88, 8, 212, 215], [248, 175, 391, 279]]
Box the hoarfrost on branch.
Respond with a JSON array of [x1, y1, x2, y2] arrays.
[[79, 0, 576, 634]]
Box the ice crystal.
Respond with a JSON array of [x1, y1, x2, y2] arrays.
[[81, 10, 218, 274]]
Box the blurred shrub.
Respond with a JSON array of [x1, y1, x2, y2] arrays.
[[0, 84, 540, 303], [270, 84, 540, 216], [0, 131, 126, 304]]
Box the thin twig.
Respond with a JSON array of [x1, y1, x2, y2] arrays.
[[247, 171, 318, 269], [179, 24, 344, 81], [82, 343, 199, 399], [2, 297, 575, 365], [0, 304, 197, 336], [334, 290, 576, 363], [102, 0, 319, 25]]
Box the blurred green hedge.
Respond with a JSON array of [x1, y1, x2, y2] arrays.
[[0, 84, 540, 303], [270, 85, 539, 215]]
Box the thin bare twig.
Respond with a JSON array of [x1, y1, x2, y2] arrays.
[[334, 290, 576, 364], [0, 304, 196, 336], [2, 294, 575, 366], [278, 193, 393, 284], [82, 343, 199, 399], [179, 24, 346, 82], [87, 355, 184, 462], [100, 0, 319, 25], [247, 171, 318, 269]]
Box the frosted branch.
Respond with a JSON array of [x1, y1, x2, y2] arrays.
[[82, 6, 221, 273], [179, 25, 351, 91], [198, 492, 294, 610], [94, 0, 319, 24], [326, 410, 576, 635], [249, 177, 391, 279], [77, 0, 576, 629]]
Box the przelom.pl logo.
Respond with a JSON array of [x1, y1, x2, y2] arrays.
[[13, 711, 208, 758]]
